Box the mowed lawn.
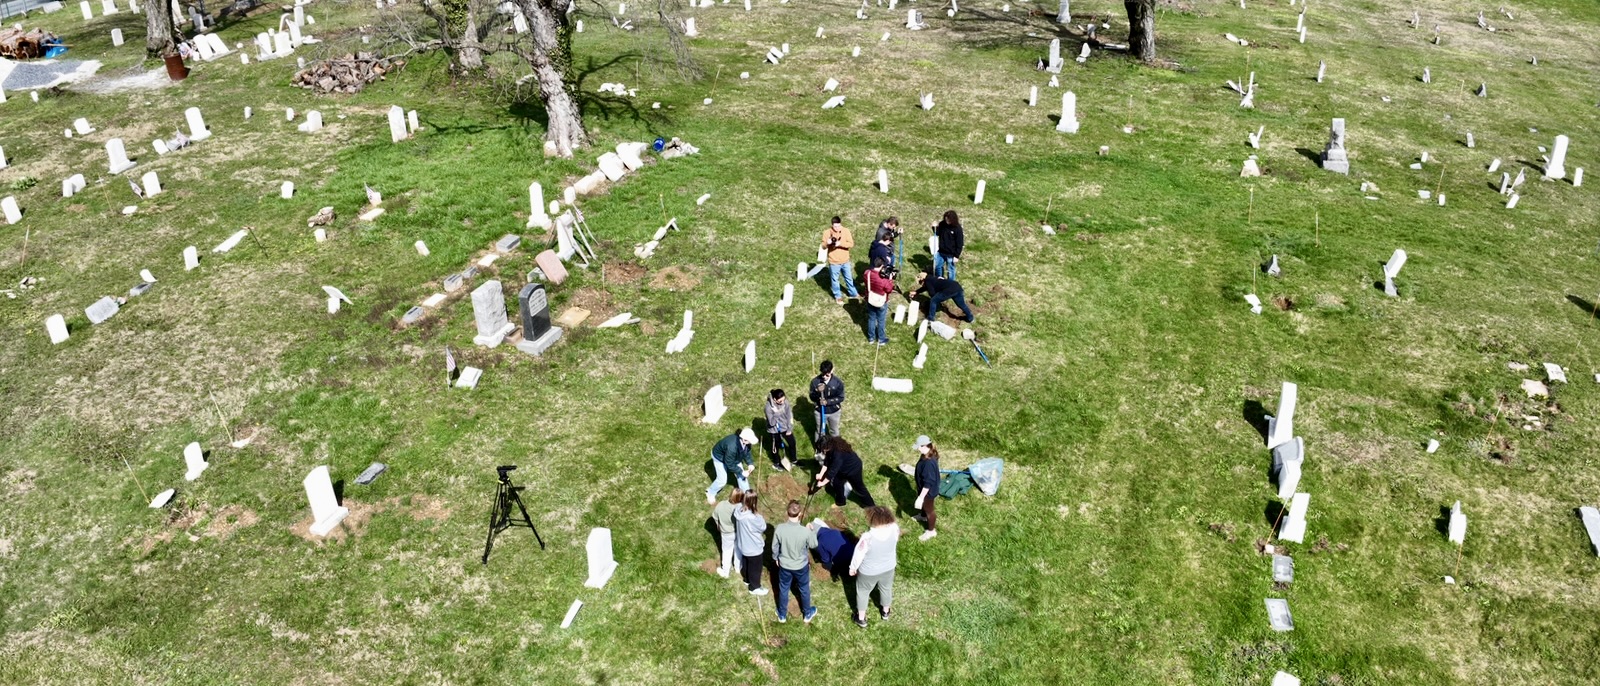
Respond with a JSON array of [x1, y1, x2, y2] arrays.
[[3, 0, 1600, 683]]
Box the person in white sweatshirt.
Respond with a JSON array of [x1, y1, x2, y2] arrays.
[[848, 505, 901, 627]]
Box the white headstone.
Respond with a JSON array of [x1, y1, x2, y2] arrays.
[[702, 385, 727, 424], [893, 304, 906, 324], [1575, 168, 1585, 187], [46, 314, 69, 344], [878, 168, 889, 193], [414, 240, 430, 256], [1316, 61, 1325, 82], [912, 343, 928, 369], [297, 110, 323, 133], [388, 106, 408, 142], [141, 171, 161, 196], [597, 152, 627, 181], [112, 28, 124, 45], [86, 296, 120, 324], [1272, 437, 1303, 499], [1579, 506, 1600, 556], [184, 107, 211, 141], [1544, 362, 1567, 384], [1266, 382, 1297, 449], [80, 0, 92, 19], [906, 298, 921, 327], [774, 301, 785, 329], [1028, 85, 1038, 107], [0, 145, 7, 169], [183, 442, 208, 481], [1055, 91, 1079, 133], [2, 196, 21, 225], [781, 284, 793, 308], [1279, 492, 1310, 543], [153, 139, 169, 155], [1546, 134, 1569, 180], [471, 280, 515, 347], [302, 465, 349, 536], [1271, 671, 1301, 686], [281, 182, 295, 199], [973, 180, 986, 204], [101, 0, 116, 12], [583, 527, 618, 587], [1383, 249, 1407, 279], [1447, 500, 1467, 544], [183, 246, 199, 270], [408, 110, 419, 133], [742, 340, 756, 372]]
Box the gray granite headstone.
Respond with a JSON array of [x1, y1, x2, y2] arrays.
[[1321, 118, 1349, 174], [443, 273, 464, 292], [129, 282, 153, 297], [1265, 598, 1294, 631], [354, 462, 387, 485], [496, 234, 522, 252], [402, 306, 425, 324], [515, 283, 563, 356], [1272, 555, 1294, 583]]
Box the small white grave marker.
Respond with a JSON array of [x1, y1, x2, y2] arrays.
[[46, 314, 69, 344], [183, 442, 208, 481], [302, 465, 350, 536], [584, 528, 618, 588], [703, 384, 727, 424]]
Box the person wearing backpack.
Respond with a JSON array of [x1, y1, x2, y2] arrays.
[[863, 263, 897, 346]]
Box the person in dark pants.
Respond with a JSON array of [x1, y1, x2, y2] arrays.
[[909, 272, 974, 323], [931, 210, 964, 280], [771, 500, 820, 623], [815, 437, 875, 508], [870, 217, 900, 269], [809, 361, 845, 439], [764, 389, 796, 471], [912, 435, 940, 541], [733, 490, 770, 595]]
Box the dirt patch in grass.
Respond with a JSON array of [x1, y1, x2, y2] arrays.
[[606, 261, 647, 285], [757, 472, 808, 508], [4, 469, 37, 498], [1272, 296, 1295, 311], [566, 287, 616, 320], [750, 651, 780, 679], [205, 505, 261, 540], [699, 559, 722, 575], [650, 265, 702, 291], [290, 495, 449, 542]]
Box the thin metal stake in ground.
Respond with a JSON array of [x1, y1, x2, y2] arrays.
[[119, 450, 150, 503], [208, 392, 235, 444]]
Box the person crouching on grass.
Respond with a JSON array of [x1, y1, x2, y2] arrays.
[[705, 428, 757, 505], [734, 490, 769, 595]]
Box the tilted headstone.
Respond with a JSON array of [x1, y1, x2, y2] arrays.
[[141, 171, 161, 196], [1266, 382, 1297, 449], [185, 107, 211, 141], [297, 110, 323, 133], [1321, 118, 1349, 174], [1579, 506, 1600, 556], [80, 1, 92, 19], [974, 179, 986, 204], [702, 384, 727, 424], [183, 442, 208, 481], [1028, 85, 1038, 107], [535, 250, 568, 285], [354, 462, 387, 485], [302, 465, 349, 536], [86, 296, 120, 324], [781, 284, 794, 308], [1271, 437, 1303, 499], [46, 314, 69, 344], [387, 106, 408, 142], [470, 280, 515, 347], [408, 110, 419, 133], [516, 283, 562, 355], [112, 27, 124, 45], [0, 196, 17, 225], [1383, 249, 1407, 280], [183, 246, 199, 270], [1279, 492, 1310, 543], [1546, 135, 1569, 180], [912, 343, 928, 369], [774, 301, 785, 329], [149, 488, 175, 508], [744, 340, 756, 372]]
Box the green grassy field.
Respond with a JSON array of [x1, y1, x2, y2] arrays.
[[3, 0, 1600, 683]]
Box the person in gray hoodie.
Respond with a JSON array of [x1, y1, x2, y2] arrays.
[[764, 389, 796, 471], [734, 490, 770, 595]]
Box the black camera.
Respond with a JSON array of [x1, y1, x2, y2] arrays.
[[879, 264, 900, 281], [496, 465, 517, 480]]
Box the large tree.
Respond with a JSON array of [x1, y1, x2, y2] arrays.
[[146, 0, 179, 58], [506, 0, 587, 157], [1125, 0, 1155, 61]]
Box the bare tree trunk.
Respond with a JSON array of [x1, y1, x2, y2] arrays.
[[146, 0, 179, 58], [1124, 0, 1155, 61], [1056, 0, 1070, 24], [511, 0, 587, 157], [458, 12, 483, 70]]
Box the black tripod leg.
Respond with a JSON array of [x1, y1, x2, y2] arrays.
[[482, 483, 505, 565], [509, 489, 545, 549]]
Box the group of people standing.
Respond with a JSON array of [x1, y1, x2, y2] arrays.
[[823, 211, 976, 346], [705, 360, 947, 627]]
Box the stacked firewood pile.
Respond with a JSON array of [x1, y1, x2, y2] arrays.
[[291, 53, 406, 94], [0, 28, 55, 60]]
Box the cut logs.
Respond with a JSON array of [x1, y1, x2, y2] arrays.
[[292, 53, 406, 94]]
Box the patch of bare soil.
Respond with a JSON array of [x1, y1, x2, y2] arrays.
[[757, 473, 808, 509], [289, 495, 450, 542], [1272, 296, 1295, 311], [205, 505, 260, 539], [699, 559, 722, 575], [650, 265, 702, 291], [566, 287, 615, 320], [605, 261, 647, 285]]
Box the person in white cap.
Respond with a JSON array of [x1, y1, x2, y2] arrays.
[[912, 435, 940, 541], [706, 428, 758, 504]]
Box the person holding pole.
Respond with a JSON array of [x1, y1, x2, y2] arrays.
[[705, 428, 758, 505], [913, 436, 940, 541], [809, 361, 845, 440], [764, 389, 797, 471], [931, 210, 964, 280]]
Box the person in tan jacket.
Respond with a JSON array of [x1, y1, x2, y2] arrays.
[[821, 216, 860, 304]]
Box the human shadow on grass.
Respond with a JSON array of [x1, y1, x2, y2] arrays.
[[877, 464, 919, 518], [1295, 147, 1322, 166], [1243, 400, 1270, 442], [1565, 295, 1599, 318]]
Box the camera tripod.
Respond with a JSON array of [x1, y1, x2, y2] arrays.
[[482, 465, 544, 565]]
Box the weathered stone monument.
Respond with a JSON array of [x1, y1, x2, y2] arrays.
[[1545, 134, 1569, 180], [1321, 118, 1349, 174], [388, 106, 408, 142], [1055, 91, 1079, 133], [516, 283, 563, 355], [1382, 248, 1407, 297], [1, 196, 18, 225], [1279, 492, 1309, 543], [471, 280, 515, 347], [1447, 501, 1467, 544], [1266, 381, 1297, 450]]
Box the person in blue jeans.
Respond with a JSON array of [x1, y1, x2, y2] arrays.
[[931, 210, 964, 280], [864, 262, 896, 345], [705, 428, 757, 504], [909, 271, 975, 323], [771, 500, 820, 623], [821, 216, 859, 304]]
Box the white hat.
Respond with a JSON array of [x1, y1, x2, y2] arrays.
[[914, 435, 932, 449], [739, 428, 758, 443]]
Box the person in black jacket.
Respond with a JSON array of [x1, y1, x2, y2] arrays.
[[912, 435, 940, 541], [871, 216, 900, 269], [931, 210, 964, 280], [808, 360, 845, 439], [815, 437, 875, 508], [909, 272, 975, 323]]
